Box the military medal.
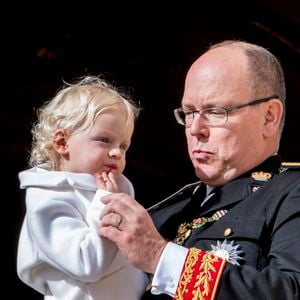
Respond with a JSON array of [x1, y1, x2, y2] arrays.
[[174, 209, 228, 245], [210, 239, 244, 265]]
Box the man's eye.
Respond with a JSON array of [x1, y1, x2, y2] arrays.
[[184, 111, 194, 117], [206, 108, 223, 115]]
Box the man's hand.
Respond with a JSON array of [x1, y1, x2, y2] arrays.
[[98, 193, 167, 274]]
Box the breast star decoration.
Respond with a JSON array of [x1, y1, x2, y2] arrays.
[[209, 239, 244, 265]]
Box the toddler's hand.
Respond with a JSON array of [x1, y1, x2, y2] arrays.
[[96, 171, 120, 193]]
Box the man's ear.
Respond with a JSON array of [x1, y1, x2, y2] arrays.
[[52, 129, 69, 154], [263, 99, 283, 137]]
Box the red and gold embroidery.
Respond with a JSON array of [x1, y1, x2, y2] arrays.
[[175, 248, 226, 300]]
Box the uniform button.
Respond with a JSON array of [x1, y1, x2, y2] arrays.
[[224, 228, 233, 237]]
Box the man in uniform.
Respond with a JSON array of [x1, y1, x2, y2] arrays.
[[99, 40, 300, 299]]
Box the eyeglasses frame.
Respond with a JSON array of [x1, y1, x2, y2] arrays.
[[174, 95, 279, 126]]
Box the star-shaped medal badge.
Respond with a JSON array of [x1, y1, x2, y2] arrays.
[[210, 239, 244, 265]]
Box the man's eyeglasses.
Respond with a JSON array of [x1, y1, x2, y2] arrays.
[[174, 95, 279, 127]]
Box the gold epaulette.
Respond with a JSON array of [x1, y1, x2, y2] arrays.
[[280, 162, 300, 172]]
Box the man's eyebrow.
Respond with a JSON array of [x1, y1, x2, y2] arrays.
[[182, 103, 219, 110]]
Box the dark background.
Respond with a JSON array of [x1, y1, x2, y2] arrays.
[[3, 1, 299, 298]]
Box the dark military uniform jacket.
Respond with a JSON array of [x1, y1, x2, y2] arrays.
[[142, 155, 300, 299]]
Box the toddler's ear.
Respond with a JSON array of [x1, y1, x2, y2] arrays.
[[52, 129, 69, 154]]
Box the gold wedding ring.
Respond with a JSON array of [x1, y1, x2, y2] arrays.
[[116, 215, 122, 229]]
